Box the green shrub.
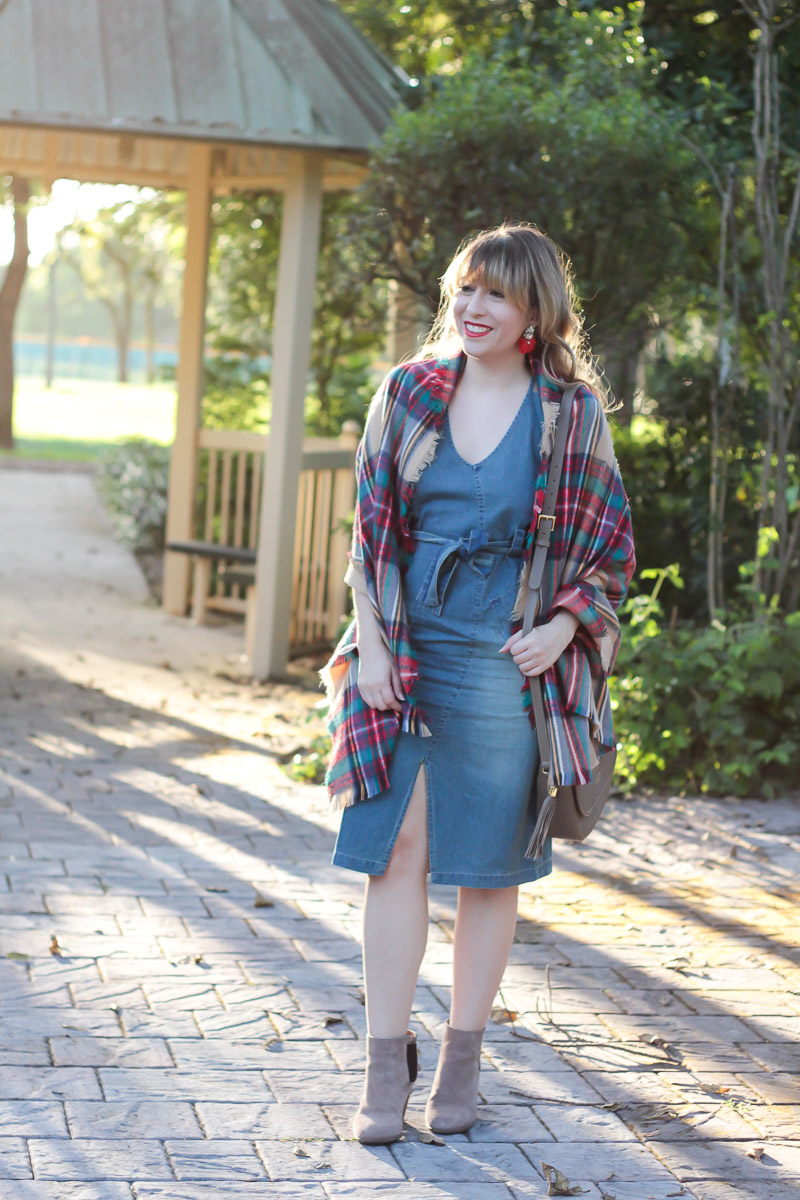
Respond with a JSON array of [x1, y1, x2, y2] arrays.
[[612, 566, 800, 797], [95, 437, 170, 553], [281, 702, 331, 785]]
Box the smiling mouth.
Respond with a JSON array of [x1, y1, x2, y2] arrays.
[[463, 322, 492, 337]]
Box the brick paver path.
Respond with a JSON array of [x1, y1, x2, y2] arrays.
[[0, 469, 798, 1200]]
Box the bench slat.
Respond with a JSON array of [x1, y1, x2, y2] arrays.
[[166, 540, 257, 563]]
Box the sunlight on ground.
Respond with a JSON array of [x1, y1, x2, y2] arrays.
[[8, 376, 176, 452]]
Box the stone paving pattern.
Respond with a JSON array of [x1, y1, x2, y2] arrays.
[[0, 470, 799, 1199]]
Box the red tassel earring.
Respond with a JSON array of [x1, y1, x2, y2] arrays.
[[517, 324, 537, 354]]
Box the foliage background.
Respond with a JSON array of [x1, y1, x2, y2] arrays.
[[18, 0, 799, 799]]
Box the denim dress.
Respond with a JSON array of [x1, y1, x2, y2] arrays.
[[333, 378, 553, 887]]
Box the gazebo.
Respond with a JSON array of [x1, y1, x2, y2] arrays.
[[0, 0, 404, 676]]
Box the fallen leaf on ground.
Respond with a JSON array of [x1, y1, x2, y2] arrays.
[[746, 1145, 765, 1160], [322, 1015, 345, 1027], [204, 886, 228, 893], [490, 1006, 518, 1024], [418, 1130, 445, 1145], [696, 1082, 726, 1097], [49, 935, 63, 956], [7, 952, 28, 961], [292, 1146, 309, 1158], [541, 1162, 586, 1195], [253, 893, 275, 908], [663, 956, 690, 971]]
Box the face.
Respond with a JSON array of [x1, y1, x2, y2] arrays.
[[452, 277, 535, 365]]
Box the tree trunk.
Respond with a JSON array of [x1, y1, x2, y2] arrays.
[[118, 303, 130, 385], [117, 264, 132, 384], [593, 325, 646, 424], [0, 177, 31, 449], [707, 168, 737, 621], [145, 282, 156, 385], [45, 254, 57, 389], [744, 0, 800, 609], [101, 286, 131, 384]]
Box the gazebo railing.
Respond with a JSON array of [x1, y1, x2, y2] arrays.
[[194, 422, 360, 652]]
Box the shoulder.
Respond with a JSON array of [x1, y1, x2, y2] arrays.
[[361, 358, 442, 454], [569, 382, 610, 442], [567, 383, 618, 473], [385, 356, 443, 398], [371, 356, 449, 419]]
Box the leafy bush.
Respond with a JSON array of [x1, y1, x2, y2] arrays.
[[95, 437, 170, 553], [281, 702, 331, 786], [612, 566, 800, 797], [201, 349, 270, 433]]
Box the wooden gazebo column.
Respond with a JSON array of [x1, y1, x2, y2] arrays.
[[163, 142, 213, 615], [250, 151, 324, 679]]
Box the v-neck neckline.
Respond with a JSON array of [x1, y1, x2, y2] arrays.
[[446, 379, 533, 469]]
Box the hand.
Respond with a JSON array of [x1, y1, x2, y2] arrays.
[[357, 640, 406, 712], [499, 610, 579, 677]]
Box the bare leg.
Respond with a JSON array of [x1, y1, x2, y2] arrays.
[[450, 885, 519, 1030], [362, 765, 430, 1038]]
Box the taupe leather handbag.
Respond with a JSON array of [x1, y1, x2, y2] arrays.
[[523, 383, 616, 860]]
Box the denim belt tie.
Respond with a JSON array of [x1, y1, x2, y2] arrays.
[[410, 527, 527, 610]]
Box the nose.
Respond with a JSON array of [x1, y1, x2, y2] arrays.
[[465, 288, 487, 316]]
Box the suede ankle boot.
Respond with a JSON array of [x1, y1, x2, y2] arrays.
[[353, 1030, 418, 1144], [425, 1020, 485, 1134]]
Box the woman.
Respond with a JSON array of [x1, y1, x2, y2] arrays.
[[321, 223, 635, 1144]]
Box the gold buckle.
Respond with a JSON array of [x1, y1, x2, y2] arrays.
[[537, 514, 556, 533]]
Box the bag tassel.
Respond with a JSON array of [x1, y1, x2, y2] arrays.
[[525, 786, 557, 860]]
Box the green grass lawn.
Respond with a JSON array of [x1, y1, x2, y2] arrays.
[[2, 377, 177, 462]]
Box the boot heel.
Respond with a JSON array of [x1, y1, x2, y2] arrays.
[[353, 1030, 418, 1145]]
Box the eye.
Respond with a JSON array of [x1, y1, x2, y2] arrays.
[[459, 284, 474, 294], [489, 289, 505, 299]]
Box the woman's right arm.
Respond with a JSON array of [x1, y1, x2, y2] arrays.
[[353, 588, 406, 714]]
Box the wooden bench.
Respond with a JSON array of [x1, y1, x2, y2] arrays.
[[167, 422, 360, 657], [166, 540, 257, 641]]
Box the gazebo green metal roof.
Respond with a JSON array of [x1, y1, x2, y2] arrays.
[[0, 0, 405, 155]]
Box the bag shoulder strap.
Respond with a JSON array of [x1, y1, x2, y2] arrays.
[[523, 382, 579, 787], [523, 381, 579, 626]]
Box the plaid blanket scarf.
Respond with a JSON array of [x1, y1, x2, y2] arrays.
[[321, 352, 635, 810]]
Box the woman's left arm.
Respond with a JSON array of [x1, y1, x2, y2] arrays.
[[502, 389, 635, 679]]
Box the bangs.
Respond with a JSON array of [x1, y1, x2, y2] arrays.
[[451, 236, 534, 310]]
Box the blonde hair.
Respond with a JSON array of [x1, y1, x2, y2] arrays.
[[419, 222, 612, 409]]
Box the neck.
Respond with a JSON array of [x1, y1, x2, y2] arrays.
[[460, 350, 531, 391]]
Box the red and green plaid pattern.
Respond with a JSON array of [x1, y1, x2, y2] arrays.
[[321, 354, 635, 808]]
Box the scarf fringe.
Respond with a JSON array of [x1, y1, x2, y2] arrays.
[[540, 400, 560, 459], [511, 556, 532, 622], [405, 426, 441, 486], [329, 786, 358, 812]]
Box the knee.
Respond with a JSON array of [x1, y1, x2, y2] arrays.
[[460, 884, 518, 904], [384, 825, 428, 881]]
